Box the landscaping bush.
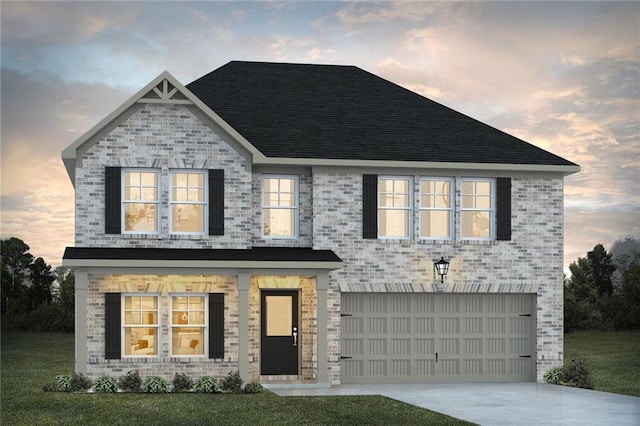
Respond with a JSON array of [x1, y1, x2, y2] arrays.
[[143, 376, 170, 393], [118, 370, 142, 392], [562, 359, 594, 389], [194, 376, 219, 393], [172, 373, 193, 392], [543, 367, 564, 385], [71, 372, 93, 392], [244, 382, 265, 394], [544, 359, 594, 389], [93, 376, 119, 393], [55, 374, 72, 392], [220, 371, 243, 393]]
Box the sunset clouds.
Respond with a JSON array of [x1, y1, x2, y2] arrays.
[[1, 1, 638, 268]]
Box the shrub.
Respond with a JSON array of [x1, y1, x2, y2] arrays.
[[71, 372, 92, 392], [544, 359, 594, 389], [143, 376, 170, 393], [220, 370, 243, 393], [118, 370, 142, 392], [562, 359, 594, 389], [543, 367, 564, 385], [194, 376, 219, 393], [93, 376, 119, 393], [244, 382, 264, 394], [172, 373, 193, 392], [43, 381, 58, 392], [55, 374, 72, 392]]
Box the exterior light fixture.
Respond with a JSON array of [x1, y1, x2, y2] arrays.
[[434, 257, 450, 283]]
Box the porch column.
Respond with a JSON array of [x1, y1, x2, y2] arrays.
[[316, 273, 329, 385], [75, 271, 89, 374], [237, 273, 250, 383]]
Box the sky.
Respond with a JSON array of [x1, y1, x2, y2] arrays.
[[1, 1, 639, 272]]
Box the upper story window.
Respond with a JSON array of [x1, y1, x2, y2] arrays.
[[420, 178, 453, 239], [460, 179, 495, 240], [170, 171, 208, 234], [123, 295, 159, 357], [378, 177, 411, 238], [262, 175, 298, 238], [123, 170, 159, 234], [171, 295, 207, 356]]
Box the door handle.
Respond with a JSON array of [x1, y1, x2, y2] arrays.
[[435, 352, 438, 363], [293, 326, 298, 346]]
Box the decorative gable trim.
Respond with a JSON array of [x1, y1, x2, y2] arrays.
[[61, 71, 266, 187]]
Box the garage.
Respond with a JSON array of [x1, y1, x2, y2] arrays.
[[340, 293, 535, 384]]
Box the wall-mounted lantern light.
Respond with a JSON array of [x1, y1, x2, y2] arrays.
[[434, 257, 450, 283]]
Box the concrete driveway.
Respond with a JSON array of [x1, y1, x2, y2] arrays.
[[268, 383, 640, 425]]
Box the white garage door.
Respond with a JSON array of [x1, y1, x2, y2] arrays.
[[340, 293, 535, 384]]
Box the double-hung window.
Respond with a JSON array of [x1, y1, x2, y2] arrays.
[[378, 177, 411, 238], [123, 295, 159, 356], [123, 170, 159, 233], [171, 295, 206, 356], [420, 178, 454, 239], [171, 171, 208, 234], [461, 179, 495, 239], [262, 175, 298, 238]]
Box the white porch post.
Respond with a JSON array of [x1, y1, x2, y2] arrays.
[[237, 273, 251, 383], [75, 271, 89, 374], [316, 273, 329, 385]]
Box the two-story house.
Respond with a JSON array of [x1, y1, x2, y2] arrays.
[[62, 61, 579, 386]]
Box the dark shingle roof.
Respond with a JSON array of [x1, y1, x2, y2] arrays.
[[63, 246, 342, 263], [186, 61, 576, 167]]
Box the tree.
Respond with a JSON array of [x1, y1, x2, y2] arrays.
[[54, 267, 75, 313], [1, 237, 34, 314], [587, 244, 616, 297], [28, 257, 55, 310]]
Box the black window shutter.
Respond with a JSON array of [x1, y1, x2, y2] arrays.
[[105, 167, 122, 234], [209, 169, 224, 235], [496, 178, 512, 241], [209, 293, 224, 359], [105, 293, 121, 359], [362, 174, 378, 239]]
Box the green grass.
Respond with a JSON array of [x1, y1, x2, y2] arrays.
[[564, 329, 640, 396], [1, 332, 472, 426]]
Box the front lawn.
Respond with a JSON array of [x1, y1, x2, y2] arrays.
[[1, 332, 472, 425], [564, 329, 640, 396]]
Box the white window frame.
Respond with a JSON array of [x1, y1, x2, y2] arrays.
[[419, 177, 454, 240], [460, 178, 496, 241], [169, 170, 208, 235], [122, 169, 160, 235], [377, 176, 412, 239], [170, 294, 208, 358], [122, 294, 160, 358], [261, 175, 299, 239]]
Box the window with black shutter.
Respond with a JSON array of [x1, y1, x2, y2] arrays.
[[209, 293, 225, 358], [209, 169, 225, 235], [105, 167, 121, 234], [362, 174, 378, 239], [496, 177, 512, 241]]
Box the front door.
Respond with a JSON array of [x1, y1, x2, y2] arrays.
[[261, 290, 299, 375]]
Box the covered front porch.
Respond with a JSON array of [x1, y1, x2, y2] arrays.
[[63, 246, 342, 385]]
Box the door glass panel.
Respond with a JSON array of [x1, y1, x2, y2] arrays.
[[266, 296, 292, 336]]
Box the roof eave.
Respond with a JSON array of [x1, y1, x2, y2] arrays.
[[254, 157, 581, 176]]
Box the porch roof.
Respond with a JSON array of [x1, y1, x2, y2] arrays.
[[63, 246, 343, 271]]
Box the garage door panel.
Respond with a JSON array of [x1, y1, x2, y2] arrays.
[[341, 293, 535, 384]]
